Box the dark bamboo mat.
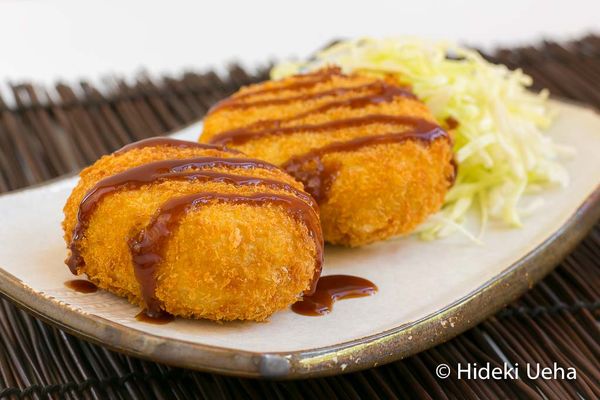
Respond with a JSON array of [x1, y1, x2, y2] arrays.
[[0, 36, 599, 399]]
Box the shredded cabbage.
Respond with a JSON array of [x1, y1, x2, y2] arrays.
[[271, 37, 571, 240]]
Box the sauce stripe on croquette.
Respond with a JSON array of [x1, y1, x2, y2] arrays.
[[282, 123, 449, 202], [204, 69, 451, 205], [114, 137, 241, 155], [210, 81, 415, 112], [222, 67, 343, 103], [129, 192, 322, 317], [210, 115, 438, 146], [67, 140, 323, 318]]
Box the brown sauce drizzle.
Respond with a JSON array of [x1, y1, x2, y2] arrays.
[[221, 67, 343, 104], [442, 118, 459, 183], [205, 74, 455, 206], [291, 275, 377, 316], [206, 78, 453, 204], [445, 116, 459, 130], [282, 121, 449, 202], [64, 279, 98, 293], [114, 137, 239, 156], [208, 84, 419, 146], [209, 82, 415, 113], [129, 192, 323, 317], [285, 83, 416, 118], [135, 310, 175, 324], [65, 156, 313, 274], [210, 114, 431, 147]]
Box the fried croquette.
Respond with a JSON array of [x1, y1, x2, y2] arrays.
[[63, 138, 323, 321], [200, 67, 455, 246]]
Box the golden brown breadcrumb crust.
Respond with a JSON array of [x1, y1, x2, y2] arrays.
[[63, 145, 319, 321], [201, 67, 455, 246]]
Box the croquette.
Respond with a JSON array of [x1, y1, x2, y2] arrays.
[[200, 67, 455, 246], [63, 138, 323, 321]]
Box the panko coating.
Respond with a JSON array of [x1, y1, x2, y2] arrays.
[[63, 138, 323, 321], [200, 67, 455, 246]]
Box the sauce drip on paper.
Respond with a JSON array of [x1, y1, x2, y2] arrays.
[[64, 279, 98, 294], [292, 275, 377, 316]]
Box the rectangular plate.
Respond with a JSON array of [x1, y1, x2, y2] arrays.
[[0, 100, 598, 378]]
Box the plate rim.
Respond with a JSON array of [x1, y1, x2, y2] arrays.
[[0, 101, 599, 379]]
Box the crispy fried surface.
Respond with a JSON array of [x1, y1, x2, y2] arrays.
[[201, 67, 455, 246], [63, 145, 318, 321]]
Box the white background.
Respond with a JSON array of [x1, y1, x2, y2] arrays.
[[0, 0, 598, 83]]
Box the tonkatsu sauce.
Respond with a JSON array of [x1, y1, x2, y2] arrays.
[[210, 82, 415, 112], [129, 192, 323, 317], [210, 115, 436, 147], [64, 279, 98, 294], [218, 67, 343, 104], [66, 156, 317, 274], [114, 137, 239, 155], [292, 275, 377, 316], [209, 83, 417, 137], [445, 116, 459, 130], [205, 71, 455, 205], [67, 139, 324, 319], [282, 123, 448, 202]]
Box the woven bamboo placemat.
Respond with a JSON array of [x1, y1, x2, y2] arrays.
[[0, 36, 599, 399]]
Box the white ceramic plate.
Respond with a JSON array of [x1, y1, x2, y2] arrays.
[[0, 100, 598, 378]]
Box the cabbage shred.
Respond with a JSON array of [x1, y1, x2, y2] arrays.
[[271, 37, 570, 240]]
